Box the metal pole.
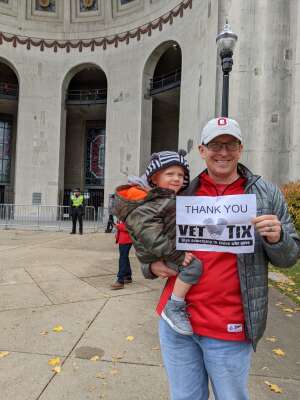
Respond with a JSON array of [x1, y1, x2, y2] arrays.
[[221, 73, 229, 117], [37, 206, 40, 230], [5, 204, 9, 230], [58, 205, 62, 232]]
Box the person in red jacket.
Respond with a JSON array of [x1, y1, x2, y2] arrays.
[[110, 221, 133, 290]]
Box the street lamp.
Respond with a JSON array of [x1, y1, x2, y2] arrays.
[[216, 21, 238, 117]]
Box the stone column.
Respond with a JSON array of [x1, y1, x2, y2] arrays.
[[176, 0, 218, 176], [221, 0, 293, 184], [290, 0, 300, 181], [14, 58, 63, 205], [104, 57, 143, 206]]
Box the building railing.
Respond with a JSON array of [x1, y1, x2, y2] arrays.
[[149, 68, 181, 95], [66, 88, 107, 105], [0, 82, 19, 100], [0, 204, 110, 232]]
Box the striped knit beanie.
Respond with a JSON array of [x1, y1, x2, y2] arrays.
[[145, 150, 190, 189]]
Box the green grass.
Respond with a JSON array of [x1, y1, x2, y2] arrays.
[[269, 259, 300, 305]]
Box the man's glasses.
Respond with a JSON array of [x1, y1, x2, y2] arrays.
[[205, 141, 241, 152]]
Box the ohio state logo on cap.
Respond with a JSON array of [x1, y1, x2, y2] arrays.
[[217, 117, 228, 126]]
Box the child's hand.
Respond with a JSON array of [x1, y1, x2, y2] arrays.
[[182, 252, 194, 267]]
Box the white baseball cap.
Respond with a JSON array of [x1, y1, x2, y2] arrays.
[[200, 117, 243, 145]]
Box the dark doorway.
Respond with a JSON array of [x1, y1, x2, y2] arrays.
[[0, 62, 18, 204], [64, 65, 107, 208]]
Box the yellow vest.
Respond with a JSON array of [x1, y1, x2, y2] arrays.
[[71, 194, 84, 207]]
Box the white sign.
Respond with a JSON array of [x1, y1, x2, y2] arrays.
[[176, 194, 257, 254]]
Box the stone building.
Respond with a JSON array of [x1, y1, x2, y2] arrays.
[[0, 0, 299, 208]]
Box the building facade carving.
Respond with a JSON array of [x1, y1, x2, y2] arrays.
[[27, 0, 63, 22], [80, 0, 98, 12], [71, 0, 104, 23]]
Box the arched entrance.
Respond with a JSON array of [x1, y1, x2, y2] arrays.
[[62, 64, 107, 209], [141, 41, 182, 172], [151, 44, 182, 153], [0, 60, 19, 204]]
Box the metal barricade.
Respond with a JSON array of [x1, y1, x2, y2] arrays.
[[0, 204, 98, 232]]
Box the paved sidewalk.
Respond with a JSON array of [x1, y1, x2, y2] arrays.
[[0, 230, 299, 399]]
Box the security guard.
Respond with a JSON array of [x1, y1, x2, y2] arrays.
[[69, 188, 85, 235]]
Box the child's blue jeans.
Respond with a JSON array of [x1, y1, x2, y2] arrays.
[[159, 318, 252, 400]]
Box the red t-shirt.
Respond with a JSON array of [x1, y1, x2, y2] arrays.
[[157, 172, 248, 341]]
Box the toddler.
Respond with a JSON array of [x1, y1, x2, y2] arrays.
[[113, 150, 202, 335]]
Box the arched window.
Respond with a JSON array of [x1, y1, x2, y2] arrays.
[[140, 41, 182, 173]]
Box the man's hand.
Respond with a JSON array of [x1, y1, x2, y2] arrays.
[[252, 215, 282, 244], [150, 260, 177, 278], [182, 252, 194, 266]]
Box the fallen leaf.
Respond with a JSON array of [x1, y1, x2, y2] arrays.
[[52, 366, 61, 374], [0, 351, 9, 359], [90, 355, 100, 362], [283, 308, 294, 313], [126, 336, 134, 342], [48, 357, 61, 366], [40, 331, 48, 336], [265, 381, 283, 393], [53, 325, 64, 333], [272, 348, 285, 357], [266, 337, 277, 343]]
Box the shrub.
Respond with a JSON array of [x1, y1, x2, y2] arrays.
[[281, 181, 300, 232]]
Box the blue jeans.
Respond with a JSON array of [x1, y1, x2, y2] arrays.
[[117, 243, 132, 283], [159, 318, 252, 400]]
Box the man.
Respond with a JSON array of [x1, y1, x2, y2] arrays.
[[69, 188, 85, 235], [142, 117, 300, 400]]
